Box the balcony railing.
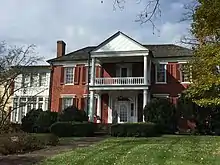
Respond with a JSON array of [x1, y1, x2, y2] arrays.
[[95, 77, 144, 86]]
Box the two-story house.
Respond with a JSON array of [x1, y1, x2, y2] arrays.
[[11, 66, 51, 123], [48, 31, 192, 124]]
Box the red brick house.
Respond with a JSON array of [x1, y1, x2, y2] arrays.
[[47, 31, 192, 124]]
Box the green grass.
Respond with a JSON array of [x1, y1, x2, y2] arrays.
[[40, 135, 220, 165]]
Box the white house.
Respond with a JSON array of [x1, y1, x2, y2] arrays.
[[11, 65, 51, 123]]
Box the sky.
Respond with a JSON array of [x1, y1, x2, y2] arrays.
[[0, 0, 191, 63]]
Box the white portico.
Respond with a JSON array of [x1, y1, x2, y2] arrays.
[[88, 31, 151, 123]]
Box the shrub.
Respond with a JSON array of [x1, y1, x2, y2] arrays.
[[35, 111, 58, 133], [50, 122, 95, 137], [0, 133, 59, 155], [144, 98, 176, 133], [21, 108, 43, 133], [58, 106, 88, 122], [110, 123, 160, 137]]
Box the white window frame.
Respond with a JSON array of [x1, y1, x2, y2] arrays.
[[152, 94, 169, 98], [155, 62, 167, 84], [178, 62, 191, 84], [64, 67, 74, 85], [116, 64, 132, 77], [61, 95, 75, 110]]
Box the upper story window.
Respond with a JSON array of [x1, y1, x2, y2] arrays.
[[120, 68, 128, 77], [180, 63, 191, 83], [22, 73, 48, 87], [155, 64, 167, 83], [39, 73, 47, 86], [22, 74, 30, 87], [64, 67, 74, 84], [30, 73, 38, 87]]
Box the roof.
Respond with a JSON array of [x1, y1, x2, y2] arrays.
[[47, 44, 192, 63]]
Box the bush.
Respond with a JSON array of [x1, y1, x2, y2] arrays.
[[0, 133, 59, 155], [110, 123, 160, 137], [35, 111, 58, 133], [144, 98, 176, 133], [58, 106, 88, 122], [50, 122, 95, 137], [21, 109, 43, 133]]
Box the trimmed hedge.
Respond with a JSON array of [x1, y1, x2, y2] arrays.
[[110, 123, 161, 137], [50, 122, 95, 137]]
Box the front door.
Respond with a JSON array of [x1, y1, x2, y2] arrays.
[[118, 101, 130, 123]]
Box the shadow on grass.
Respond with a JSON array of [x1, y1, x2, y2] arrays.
[[0, 155, 44, 165]]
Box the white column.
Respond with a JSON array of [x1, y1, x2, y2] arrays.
[[16, 97, 20, 123], [96, 94, 101, 123], [143, 89, 148, 122], [90, 57, 96, 85], [89, 90, 94, 122], [89, 57, 96, 122], [144, 55, 148, 85]]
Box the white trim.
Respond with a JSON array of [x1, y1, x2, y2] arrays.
[[155, 63, 167, 84], [85, 63, 101, 67], [90, 86, 149, 91], [153, 94, 169, 98], [60, 94, 76, 98], [91, 52, 148, 58]]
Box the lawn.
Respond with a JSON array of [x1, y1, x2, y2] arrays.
[[40, 135, 220, 165]]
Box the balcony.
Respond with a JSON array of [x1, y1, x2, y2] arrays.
[[95, 77, 144, 86]]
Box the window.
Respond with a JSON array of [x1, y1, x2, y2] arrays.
[[30, 73, 39, 87], [22, 74, 30, 87], [62, 98, 73, 109], [180, 63, 190, 83], [39, 73, 47, 86], [121, 68, 128, 77], [64, 67, 74, 84], [156, 64, 167, 83]]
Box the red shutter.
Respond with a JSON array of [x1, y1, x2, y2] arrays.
[[151, 63, 155, 84], [60, 67, 64, 84], [176, 64, 181, 82], [74, 66, 80, 85], [96, 66, 100, 78], [73, 97, 76, 107], [80, 97, 85, 110], [10, 80, 15, 95], [167, 64, 172, 83], [82, 66, 87, 85], [59, 98, 62, 111]]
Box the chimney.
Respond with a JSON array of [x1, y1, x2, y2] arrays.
[[57, 40, 66, 57]]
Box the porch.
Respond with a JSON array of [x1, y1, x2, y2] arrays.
[[91, 90, 150, 123]]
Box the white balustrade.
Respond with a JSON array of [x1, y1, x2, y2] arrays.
[[95, 77, 144, 86]]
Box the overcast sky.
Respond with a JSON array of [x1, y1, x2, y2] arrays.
[[0, 0, 191, 62]]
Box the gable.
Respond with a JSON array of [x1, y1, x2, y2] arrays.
[[92, 31, 148, 53]]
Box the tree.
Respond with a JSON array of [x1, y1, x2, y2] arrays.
[[185, 0, 220, 107], [0, 41, 42, 130]]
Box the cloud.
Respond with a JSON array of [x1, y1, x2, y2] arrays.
[[0, 0, 190, 62]]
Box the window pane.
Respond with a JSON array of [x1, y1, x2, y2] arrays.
[[65, 68, 74, 84], [181, 64, 190, 82], [22, 74, 30, 87], [156, 64, 166, 82], [30, 73, 38, 87], [63, 98, 73, 109], [39, 73, 46, 86]]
